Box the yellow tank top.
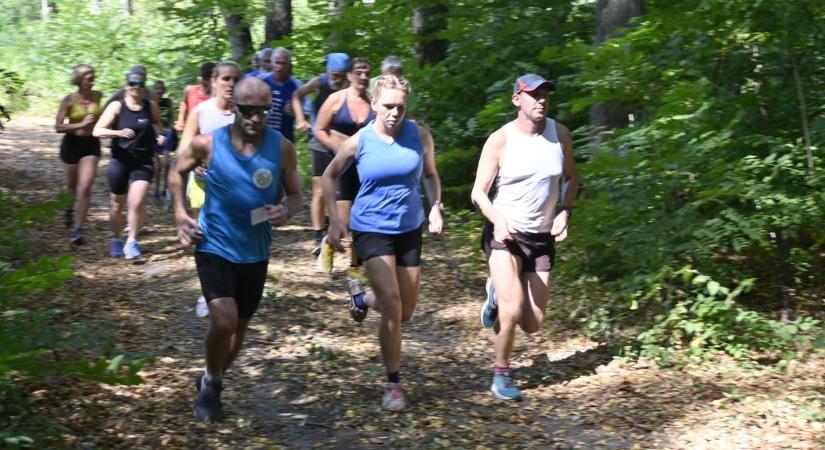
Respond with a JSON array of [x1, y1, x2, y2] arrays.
[[67, 93, 102, 123]]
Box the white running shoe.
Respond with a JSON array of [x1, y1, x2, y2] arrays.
[[196, 295, 209, 317]]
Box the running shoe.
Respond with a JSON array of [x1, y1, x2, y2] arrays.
[[311, 233, 324, 256], [62, 208, 73, 228], [195, 295, 209, 318], [491, 370, 522, 401], [194, 375, 223, 422], [70, 228, 85, 246], [382, 382, 407, 411], [110, 239, 125, 258], [480, 277, 498, 329], [316, 236, 334, 273], [347, 278, 368, 322], [346, 266, 365, 281], [124, 239, 141, 260]]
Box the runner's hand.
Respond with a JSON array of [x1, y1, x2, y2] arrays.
[[551, 210, 569, 242], [296, 119, 311, 133], [156, 134, 166, 146], [120, 128, 135, 139], [428, 204, 443, 235], [176, 214, 203, 246], [174, 121, 184, 133], [264, 204, 290, 227], [80, 114, 96, 128], [492, 217, 514, 243], [326, 221, 347, 252]]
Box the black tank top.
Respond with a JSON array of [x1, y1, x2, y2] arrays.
[[113, 98, 155, 162], [313, 74, 335, 116]]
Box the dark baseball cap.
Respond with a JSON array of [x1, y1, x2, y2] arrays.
[[513, 73, 556, 94]]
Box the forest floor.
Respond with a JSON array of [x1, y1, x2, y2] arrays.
[[1, 116, 822, 449]]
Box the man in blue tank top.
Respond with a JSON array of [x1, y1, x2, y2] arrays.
[[168, 77, 303, 423]]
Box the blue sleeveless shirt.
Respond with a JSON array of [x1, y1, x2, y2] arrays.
[[350, 120, 424, 234], [196, 126, 283, 263]]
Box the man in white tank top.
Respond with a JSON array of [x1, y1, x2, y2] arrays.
[[470, 74, 579, 401]]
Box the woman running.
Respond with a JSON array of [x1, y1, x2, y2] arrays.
[[55, 64, 103, 245], [151, 80, 175, 201], [322, 74, 444, 411], [314, 57, 374, 276], [93, 67, 163, 259]]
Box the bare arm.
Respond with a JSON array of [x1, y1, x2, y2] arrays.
[[314, 92, 350, 151], [551, 122, 579, 241], [470, 128, 511, 242], [293, 76, 320, 132], [419, 124, 443, 234], [92, 101, 132, 139], [321, 132, 360, 250], [175, 86, 190, 132], [55, 94, 95, 134], [169, 133, 212, 245], [176, 105, 201, 153], [264, 137, 303, 226]]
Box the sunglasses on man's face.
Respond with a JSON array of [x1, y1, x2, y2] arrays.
[[236, 104, 270, 118], [127, 80, 146, 88]]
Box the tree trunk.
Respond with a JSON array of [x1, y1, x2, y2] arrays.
[[223, 13, 253, 63], [590, 0, 644, 144], [123, 0, 132, 15], [90, 0, 101, 13], [265, 0, 292, 46], [41, 0, 49, 20], [412, 3, 448, 67], [327, 0, 353, 49]]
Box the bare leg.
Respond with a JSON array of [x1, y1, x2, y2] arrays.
[[311, 176, 325, 230], [223, 318, 251, 372], [519, 272, 550, 333], [73, 156, 99, 229], [489, 249, 524, 368], [110, 193, 127, 239], [126, 180, 150, 241], [64, 163, 78, 198], [364, 255, 403, 373], [205, 297, 239, 379], [336, 200, 357, 267]]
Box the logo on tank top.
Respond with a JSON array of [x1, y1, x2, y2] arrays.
[[252, 168, 273, 189]]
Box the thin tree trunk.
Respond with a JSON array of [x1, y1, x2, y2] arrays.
[[412, 3, 448, 68], [790, 53, 814, 173], [327, 0, 353, 49], [90, 0, 101, 13], [41, 0, 49, 20], [590, 0, 644, 144], [224, 13, 253, 62], [265, 0, 292, 46], [123, 0, 132, 15]]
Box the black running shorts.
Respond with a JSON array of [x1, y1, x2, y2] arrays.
[[481, 221, 556, 273], [352, 226, 422, 267], [310, 145, 335, 177], [194, 252, 269, 319], [107, 156, 153, 195], [60, 134, 101, 164]]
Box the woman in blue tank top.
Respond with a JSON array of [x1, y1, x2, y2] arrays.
[[321, 74, 444, 412]]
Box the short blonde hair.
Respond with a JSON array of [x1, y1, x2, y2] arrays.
[[71, 64, 95, 86], [371, 74, 410, 101]]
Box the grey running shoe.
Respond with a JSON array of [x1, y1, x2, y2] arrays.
[[70, 228, 85, 246], [480, 277, 498, 328], [491, 370, 522, 401], [347, 279, 368, 322], [382, 382, 407, 411], [194, 375, 223, 422]]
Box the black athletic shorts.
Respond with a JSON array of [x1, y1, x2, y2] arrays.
[[60, 134, 101, 164], [352, 226, 422, 267], [309, 137, 333, 177], [195, 252, 269, 319], [481, 221, 556, 273], [107, 156, 153, 195], [337, 163, 360, 202]]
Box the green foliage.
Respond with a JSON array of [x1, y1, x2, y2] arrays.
[[0, 189, 145, 445]]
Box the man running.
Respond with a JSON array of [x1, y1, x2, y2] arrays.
[[151, 80, 174, 201], [471, 74, 578, 401], [169, 77, 302, 422], [257, 47, 301, 143], [292, 52, 350, 256], [244, 51, 262, 78]]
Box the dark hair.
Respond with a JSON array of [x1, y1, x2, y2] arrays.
[[350, 57, 371, 72], [198, 62, 216, 81]]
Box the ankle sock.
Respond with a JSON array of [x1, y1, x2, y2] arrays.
[[315, 230, 324, 241], [387, 371, 400, 384], [495, 366, 509, 374]]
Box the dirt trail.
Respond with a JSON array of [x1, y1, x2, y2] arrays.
[[1, 116, 821, 449]]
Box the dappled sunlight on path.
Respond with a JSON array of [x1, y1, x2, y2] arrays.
[[1, 116, 821, 449]]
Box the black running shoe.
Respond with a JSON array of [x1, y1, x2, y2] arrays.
[[194, 376, 223, 422], [70, 228, 85, 246]]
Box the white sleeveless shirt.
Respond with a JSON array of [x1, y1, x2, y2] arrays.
[[196, 98, 235, 134], [492, 118, 564, 234]]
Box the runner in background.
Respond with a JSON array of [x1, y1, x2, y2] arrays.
[[151, 80, 174, 201], [55, 63, 103, 246], [257, 47, 301, 143]]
